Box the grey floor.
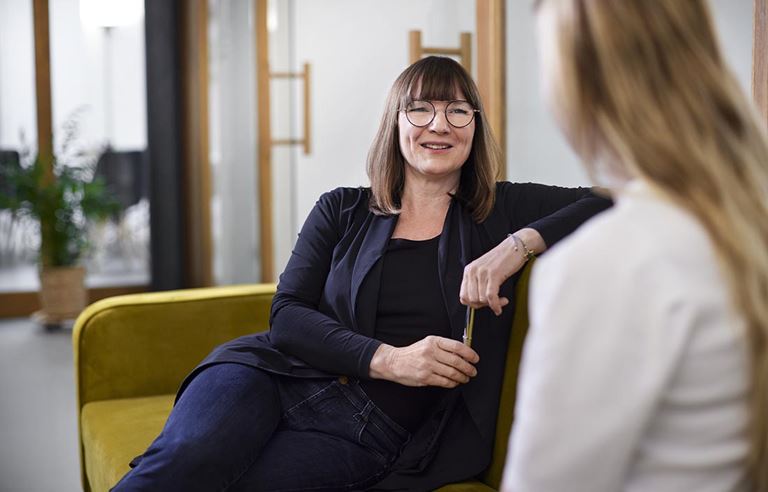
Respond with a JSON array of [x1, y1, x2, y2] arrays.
[[0, 317, 81, 492]]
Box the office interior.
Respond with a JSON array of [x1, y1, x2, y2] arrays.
[[0, 0, 759, 490]]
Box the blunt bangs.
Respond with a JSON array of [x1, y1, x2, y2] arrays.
[[398, 57, 478, 108]]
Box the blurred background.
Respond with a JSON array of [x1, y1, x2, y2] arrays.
[[0, 0, 755, 301], [0, 0, 758, 490]]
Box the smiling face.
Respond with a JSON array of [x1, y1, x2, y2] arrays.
[[398, 87, 475, 184]]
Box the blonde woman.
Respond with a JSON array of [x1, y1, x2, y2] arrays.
[[502, 1, 768, 491]]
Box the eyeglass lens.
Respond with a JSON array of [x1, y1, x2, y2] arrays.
[[404, 100, 476, 128]]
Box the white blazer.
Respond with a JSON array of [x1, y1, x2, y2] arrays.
[[502, 181, 750, 492]]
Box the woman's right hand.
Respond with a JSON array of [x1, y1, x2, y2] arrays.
[[368, 336, 479, 388]]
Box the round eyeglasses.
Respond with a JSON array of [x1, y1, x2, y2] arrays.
[[401, 100, 480, 128]]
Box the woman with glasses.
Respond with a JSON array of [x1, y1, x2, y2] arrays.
[[114, 55, 609, 491], [502, 1, 768, 491]]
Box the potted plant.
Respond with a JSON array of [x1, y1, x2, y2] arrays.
[[0, 134, 119, 326]]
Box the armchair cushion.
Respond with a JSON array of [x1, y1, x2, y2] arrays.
[[81, 395, 174, 492]]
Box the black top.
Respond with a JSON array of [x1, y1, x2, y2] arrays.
[[360, 235, 450, 432]]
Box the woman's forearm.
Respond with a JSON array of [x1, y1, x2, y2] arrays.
[[270, 300, 381, 378]]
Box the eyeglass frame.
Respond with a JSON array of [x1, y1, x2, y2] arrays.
[[398, 99, 481, 129]]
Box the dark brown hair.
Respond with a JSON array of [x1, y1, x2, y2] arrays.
[[366, 56, 502, 222]]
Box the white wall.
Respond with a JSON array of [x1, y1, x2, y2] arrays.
[[505, 0, 753, 187], [506, 0, 586, 186], [709, 0, 753, 93], [0, 0, 36, 150]]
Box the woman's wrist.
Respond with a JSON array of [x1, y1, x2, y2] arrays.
[[508, 234, 535, 261], [508, 228, 546, 260], [369, 343, 395, 380]]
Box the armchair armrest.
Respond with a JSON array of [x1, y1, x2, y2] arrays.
[[73, 283, 276, 409]]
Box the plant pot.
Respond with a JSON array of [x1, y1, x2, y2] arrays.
[[34, 266, 88, 324]]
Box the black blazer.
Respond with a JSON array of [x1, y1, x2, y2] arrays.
[[179, 182, 610, 490]]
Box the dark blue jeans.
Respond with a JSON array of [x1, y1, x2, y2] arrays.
[[111, 363, 410, 491]]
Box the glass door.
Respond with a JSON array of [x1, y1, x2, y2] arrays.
[[0, 0, 150, 319]]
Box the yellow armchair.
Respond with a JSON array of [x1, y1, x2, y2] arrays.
[[73, 284, 276, 492], [74, 265, 532, 492]]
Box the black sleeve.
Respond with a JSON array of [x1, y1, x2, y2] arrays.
[[498, 182, 612, 247], [268, 189, 381, 378]]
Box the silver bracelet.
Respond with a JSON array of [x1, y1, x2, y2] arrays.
[[508, 233, 535, 261]]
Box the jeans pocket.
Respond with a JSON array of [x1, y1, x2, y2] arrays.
[[355, 419, 389, 464], [354, 402, 409, 465], [281, 380, 361, 434], [280, 376, 340, 416]]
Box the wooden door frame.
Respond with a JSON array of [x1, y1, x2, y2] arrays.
[[180, 0, 214, 287], [255, 0, 274, 283], [476, 0, 507, 180], [32, 0, 53, 169]]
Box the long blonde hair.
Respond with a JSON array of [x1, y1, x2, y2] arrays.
[[537, 0, 768, 487]]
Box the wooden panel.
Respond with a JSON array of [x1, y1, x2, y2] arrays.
[[180, 0, 213, 287], [303, 62, 312, 155], [269, 64, 312, 154], [0, 286, 149, 319], [256, 0, 274, 282], [410, 30, 422, 65], [32, 0, 53, 174], [460, 32, 473, 75], [409, 30, 472, 74], [754, 0, 768, 126], [195, 0, 213, 287], [477, 0, 507, 179]]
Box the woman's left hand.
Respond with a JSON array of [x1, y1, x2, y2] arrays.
[[460, 228, 545, 316]]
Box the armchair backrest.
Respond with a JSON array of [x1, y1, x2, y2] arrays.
[[73, 284, 276, 408]]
